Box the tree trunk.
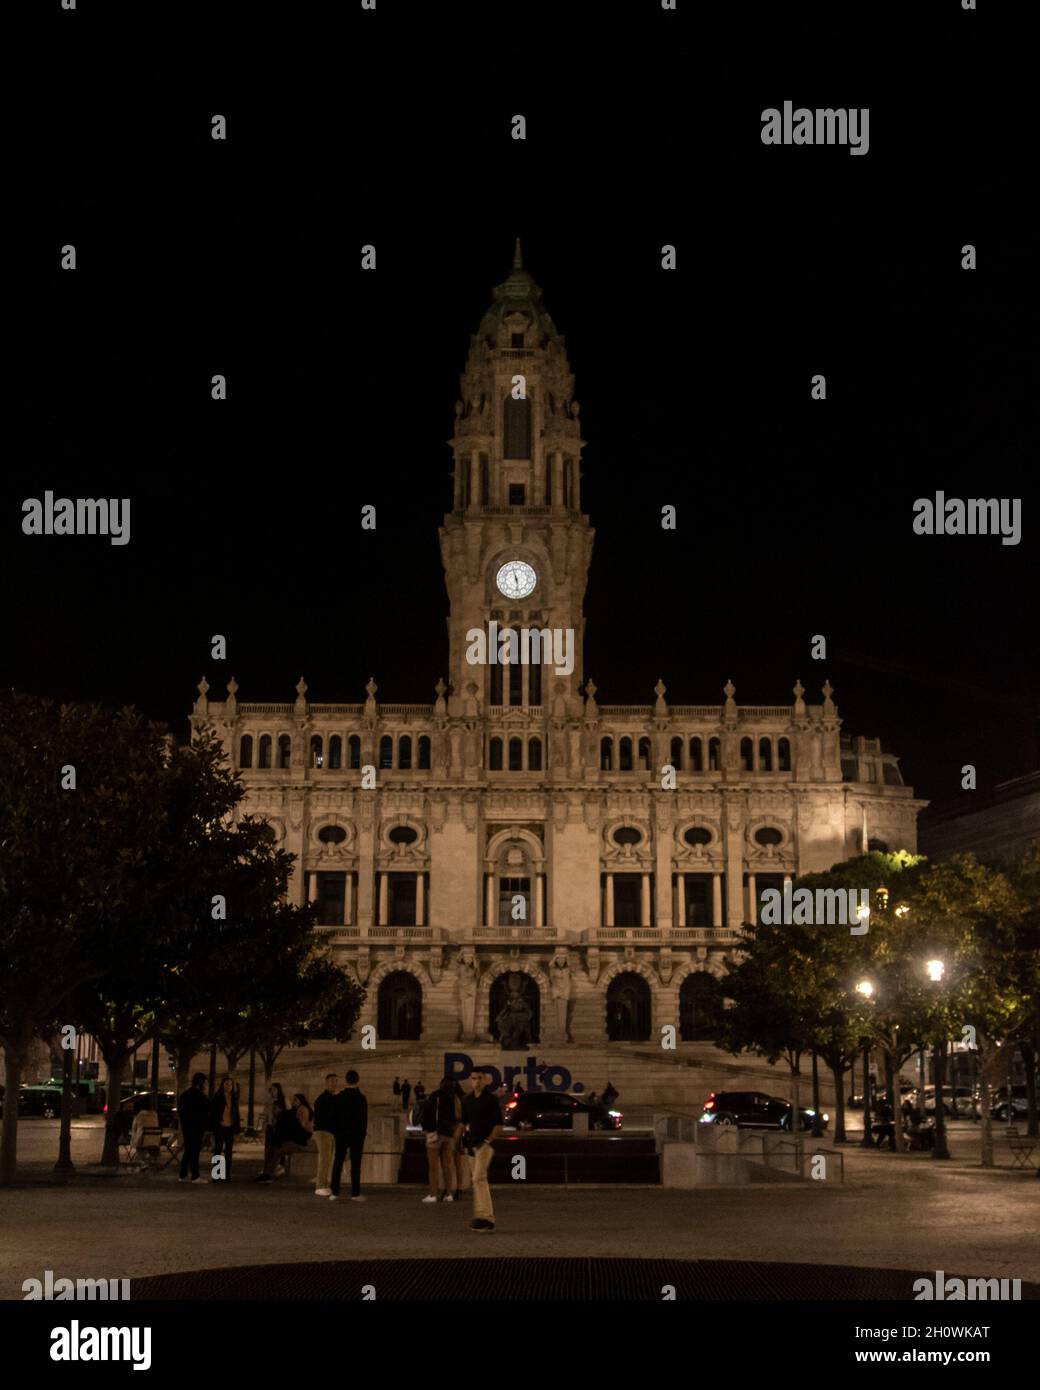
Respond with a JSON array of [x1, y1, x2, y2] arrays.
[[1021, 1041, 1037, 1139], [100, 1050, 130, 1166], [174, 1050, 193, 1101], [831, 1062, 848, 1143], [1, 1038, 30, 1185]]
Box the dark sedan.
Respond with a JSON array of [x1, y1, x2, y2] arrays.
[[504, 1092, 622, 1131], [701, 1090, 828, 1132]]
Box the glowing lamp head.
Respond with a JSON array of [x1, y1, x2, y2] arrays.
[[855, 979, 875, 1000], [926, 959, 945, 983]]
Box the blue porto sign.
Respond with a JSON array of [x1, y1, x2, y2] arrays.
[[444, 1051, 586, 1095]]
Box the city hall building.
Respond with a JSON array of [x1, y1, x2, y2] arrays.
[[191, 246, 925, 1060]]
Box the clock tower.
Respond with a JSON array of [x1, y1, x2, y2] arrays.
[[439, 241, 594, 717]]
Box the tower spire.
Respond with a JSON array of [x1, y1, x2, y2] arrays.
[[513, 236, 523, 270]]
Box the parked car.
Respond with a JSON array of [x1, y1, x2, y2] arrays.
[[911, 1085, 978, 1119], [990, 1086, 1030, 1122], [700, 1090, 828, 1131], [504, 1092, 622, 1131], [847, 1084, 914, 1110], [116, 1091, 178, 1128], [16, 1085, 66, 1118]]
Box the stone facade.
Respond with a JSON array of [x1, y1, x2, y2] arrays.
[[190, 245, 925, 1052]]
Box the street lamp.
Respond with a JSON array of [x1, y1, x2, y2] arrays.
[[926, 957, 951, 1160], [855, 979, 876, 1149]]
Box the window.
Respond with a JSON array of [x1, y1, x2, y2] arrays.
[[670, 736, 684, 771], [327, 735, 342, 769], [511, 332, 524, 348], [489, 661, 503, 706], [379, 735, 394, 769], [759, 737, 773, 771], [600, 737, 613, 771], [387, 873, 418, 926], [508, 653, 523, 706], [258, 735, 272, 769], [277, 734, 291, 768], [310, 735, 324, 768], [740, 737, 753, 772], [389, 825, 418, 846], [479, 454, 489, 505], [778, 737, 791, 772], [460, 452, 471, 507], [348, 734, 361, 769], [508, 483, 526, 505], [754, 826, 783, 846], [708, 737, 720, 771], [498, 876, 531, 926], [619, 737, 633, 771], [504, 395, 532, 458], [613, 874, 644, 927], [683, 875, 711, 927], [689, 737, 703, 772], [528, 737, 542, 771], [489, 737, 503, 771], [239, 734, 253, 768], [684, 826, 712, 847], [638, 737, 651, 770], [528, 658, 541, 706], [318, 825, 347, 845], [680, 972, 723, 1041], [398, 735, 412, 770], [564, 458, 574, 507], [544, 456, 553, 505], [417, 735, 431, 769], [613, 826, 641, 847], [314, 871, 346, 926], [508, 737, 523, 772]]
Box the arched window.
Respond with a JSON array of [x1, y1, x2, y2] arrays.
[[239, 734, 253, 768], [508, 737, 523, 772], [778, 736, 791, 771], [508, 646, 523, 706], [309, 735, 324, 769], [619, 736, 633, 771], [258, 735, 272, 769], [606, 972, 651, 1042], [708, 736, 720, 771], [398, 735, 412, 770], [740, 737, 753, 772], [504, 395, 532, 459], [379, 735, 394, 770], [755, 826, 783, 847], [327, 735, 342, 769], [679, 973, 723, 1042], [670, 736, 684, 771], [417, 735, 431, 769], [638, 737, 651, 770], [689, 737, 703, 772], [347, 734, 361, 769], [277, 734, 291, 768], [489, 662, 503, 706], [528, 737, 542, 771], [600, 737, 613, 771], [759, 737, 773, 771], [528, 659, 541, 707], [318, 825, 347, 846], [489, 737, 503, 771], [377, 972, 422, 1041], [479, 453, 489, 505]]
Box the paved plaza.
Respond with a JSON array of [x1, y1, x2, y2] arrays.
[[1, 1118, 1036, 1300]]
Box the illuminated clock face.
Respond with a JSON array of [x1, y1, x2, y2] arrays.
[[495, 559, 537, 599]]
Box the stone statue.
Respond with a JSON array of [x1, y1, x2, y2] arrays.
[[496, 973, 533, 1050], [457, 947, 478, 1041], [549, 949, 572, 1041]]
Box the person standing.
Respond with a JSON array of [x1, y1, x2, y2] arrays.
[[312, 1073, 342, 1198], [392, 1076, 401, 1111], [177, 1073, 209, 1183], [209, 1076, 240, 1182], [330, 1069, 368, 1202], [401, 1078, 412, 1116], [462, 1069, 502, 1232], [421, 1075, 464, 1203]]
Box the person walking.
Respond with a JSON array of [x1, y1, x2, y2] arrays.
[[421, 1075, 464, 1203], [209, 1076, 241, 1182], [461, 1069, 503, 1232], [401, 1078, 412, 1116], [330, 1070, 368, 1202], [312, 1073, 342, 1197], [177, 1073, 209, 1183], [392, 1076, 401, 1111]]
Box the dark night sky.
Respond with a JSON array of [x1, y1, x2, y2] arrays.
[[8, 2, 1037, 822]]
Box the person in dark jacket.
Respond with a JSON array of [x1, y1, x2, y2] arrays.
[[209, 1076, 241, 1181], [421, 1075, 464, 1203], [312, 1074, 341, 1197], [330, 1070, 368, 1201], [461, 1070, 502, 1232], [177, 1073, 209, 1182], [401, 1078, 412, 1115]]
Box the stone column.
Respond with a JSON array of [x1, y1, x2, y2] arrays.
[[641, 873, 651, 928], [552, 449, 564, 509], [676, 873, 686, 927], [416, 872, 425, 928], [469, 452, 480, 510], [378, 872, 388, 927], [344, 871, 353, 926], [604, 873, 614, 928], [783, 874, 792, 890], [535, 874, 544, 928], [485, 872, 495, 928], [712, 873, 722, 927], [307, 872, 318, 905], [747, 872, 757, 925]]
